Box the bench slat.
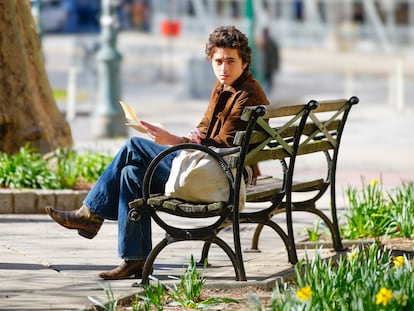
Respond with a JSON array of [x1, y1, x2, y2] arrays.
[[246, 176, 325, 202], [241, 104, 307, 121], [297, 140, 334, 155], [150, 196, 225, 217], [244, 149, 290, 165], [314, 100, 347, 112], [265, 104, 310, 118]]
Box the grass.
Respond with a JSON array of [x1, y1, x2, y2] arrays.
[[52, 88, 90, 101], [52, 89, 68, 101]]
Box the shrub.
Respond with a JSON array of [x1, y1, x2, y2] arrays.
[[0, 145, 113, 190]]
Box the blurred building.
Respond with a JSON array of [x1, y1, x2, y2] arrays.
[[33, 0, 414, 53], [31, 0, 101, 33], [148, 0, 414, 53]]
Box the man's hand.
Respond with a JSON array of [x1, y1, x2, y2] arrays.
[[140, 120, 183, 145]]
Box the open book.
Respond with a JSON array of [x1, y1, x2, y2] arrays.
[[119, 101, 165, 134], [119, 101, 147, 133]]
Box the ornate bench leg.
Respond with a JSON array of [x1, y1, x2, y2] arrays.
[[244, 223, 264, 253], [213, 236, 247, 281], [198, 241, 212, 267]]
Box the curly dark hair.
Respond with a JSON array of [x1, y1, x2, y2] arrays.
[[205, 25, 251, 67]]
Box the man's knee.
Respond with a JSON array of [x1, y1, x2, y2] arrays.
[[121, 165, 144, 184]]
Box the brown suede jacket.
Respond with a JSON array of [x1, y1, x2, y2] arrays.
[[196, 70, 270, 147]]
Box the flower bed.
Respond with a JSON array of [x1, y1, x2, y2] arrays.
[[0, 146, 112, 214]]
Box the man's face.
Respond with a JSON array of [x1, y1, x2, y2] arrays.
[[211, 47, 247, 87]]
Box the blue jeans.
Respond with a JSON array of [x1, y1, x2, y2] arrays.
[[83, 137, 177, 261]]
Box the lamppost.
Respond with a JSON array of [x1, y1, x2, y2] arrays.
[[92, 0, 126, 138], [245, 0, 261, 83]]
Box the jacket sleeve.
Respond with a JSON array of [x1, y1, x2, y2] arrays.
[[202, 91, 267, 147]]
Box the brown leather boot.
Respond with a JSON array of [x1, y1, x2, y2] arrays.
[[99, 260, 144, 280], [45, 205, 104, 239]]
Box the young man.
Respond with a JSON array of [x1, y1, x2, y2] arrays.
[[46, 25, 269, 280]]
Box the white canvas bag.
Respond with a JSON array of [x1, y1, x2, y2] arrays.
[[165, 149, 245, 209]]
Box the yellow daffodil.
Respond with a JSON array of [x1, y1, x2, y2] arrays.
[[370, 178, 379, 187], [376, 287, 393, 306], [296, 286, 313, 302], [393, 256, 405, 268]]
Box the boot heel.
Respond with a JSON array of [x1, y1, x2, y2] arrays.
[[78, 229, 97, 239]]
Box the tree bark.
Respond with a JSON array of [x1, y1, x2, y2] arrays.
[[0, 0, 73, 154]]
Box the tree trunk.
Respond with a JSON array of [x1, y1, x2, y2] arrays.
[[0, 0, 73, 154]]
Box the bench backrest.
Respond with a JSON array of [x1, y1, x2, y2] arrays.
[[296, 97, 359, 158], [234, 102, 317, 165], [231, 96, 359, 203], [228, 101, 317, 203]]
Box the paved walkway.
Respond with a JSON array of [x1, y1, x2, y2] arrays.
[[0, 212, 336, 310], [1, 32, 414, 310]]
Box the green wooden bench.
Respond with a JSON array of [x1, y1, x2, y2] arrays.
[[128, 96, 358, 284]]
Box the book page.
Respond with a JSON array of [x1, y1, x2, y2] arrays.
[[119, 101, 146, 133]]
